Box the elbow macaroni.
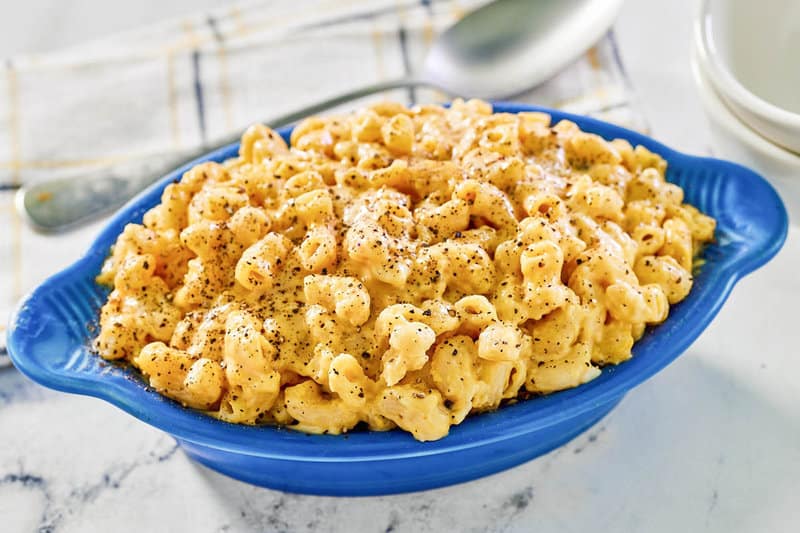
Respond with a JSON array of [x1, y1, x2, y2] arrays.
[[94, 100, 715, 441]]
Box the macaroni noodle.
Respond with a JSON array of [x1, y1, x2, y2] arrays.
[[95, 100, 715, 441]]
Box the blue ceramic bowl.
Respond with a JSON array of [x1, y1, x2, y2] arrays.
[[7, 103, 788, 496]]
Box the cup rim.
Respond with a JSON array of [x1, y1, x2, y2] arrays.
[[691, 45, 800, 168]]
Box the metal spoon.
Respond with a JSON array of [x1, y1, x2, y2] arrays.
[[17, 0, 623, 232]]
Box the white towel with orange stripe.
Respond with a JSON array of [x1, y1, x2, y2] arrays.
[[0, 0, 644, 360]]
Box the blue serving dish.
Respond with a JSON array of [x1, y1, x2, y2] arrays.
[[7, 103, 788, 496]]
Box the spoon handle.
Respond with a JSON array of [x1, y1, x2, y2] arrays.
[[18, 78, 446, 232]]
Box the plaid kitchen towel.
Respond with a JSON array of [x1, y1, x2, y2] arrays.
[[0, 0, 644, 362]]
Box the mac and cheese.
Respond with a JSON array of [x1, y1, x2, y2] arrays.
[[94, 100, 715, 441]]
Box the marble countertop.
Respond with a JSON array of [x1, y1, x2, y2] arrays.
[[2, 1, 799, 532]]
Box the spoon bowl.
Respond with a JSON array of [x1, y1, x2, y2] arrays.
[[425, 0, 624, 98]]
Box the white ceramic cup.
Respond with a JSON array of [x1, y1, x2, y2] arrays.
[[695, 0, 800, 154]]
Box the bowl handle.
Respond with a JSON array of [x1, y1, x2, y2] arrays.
[[7, 264, 113, 395]]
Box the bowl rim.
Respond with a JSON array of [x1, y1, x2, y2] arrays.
[[690, 45, 800, 168], [7, 102, 789, 463], [695, 0, 800, 134]]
